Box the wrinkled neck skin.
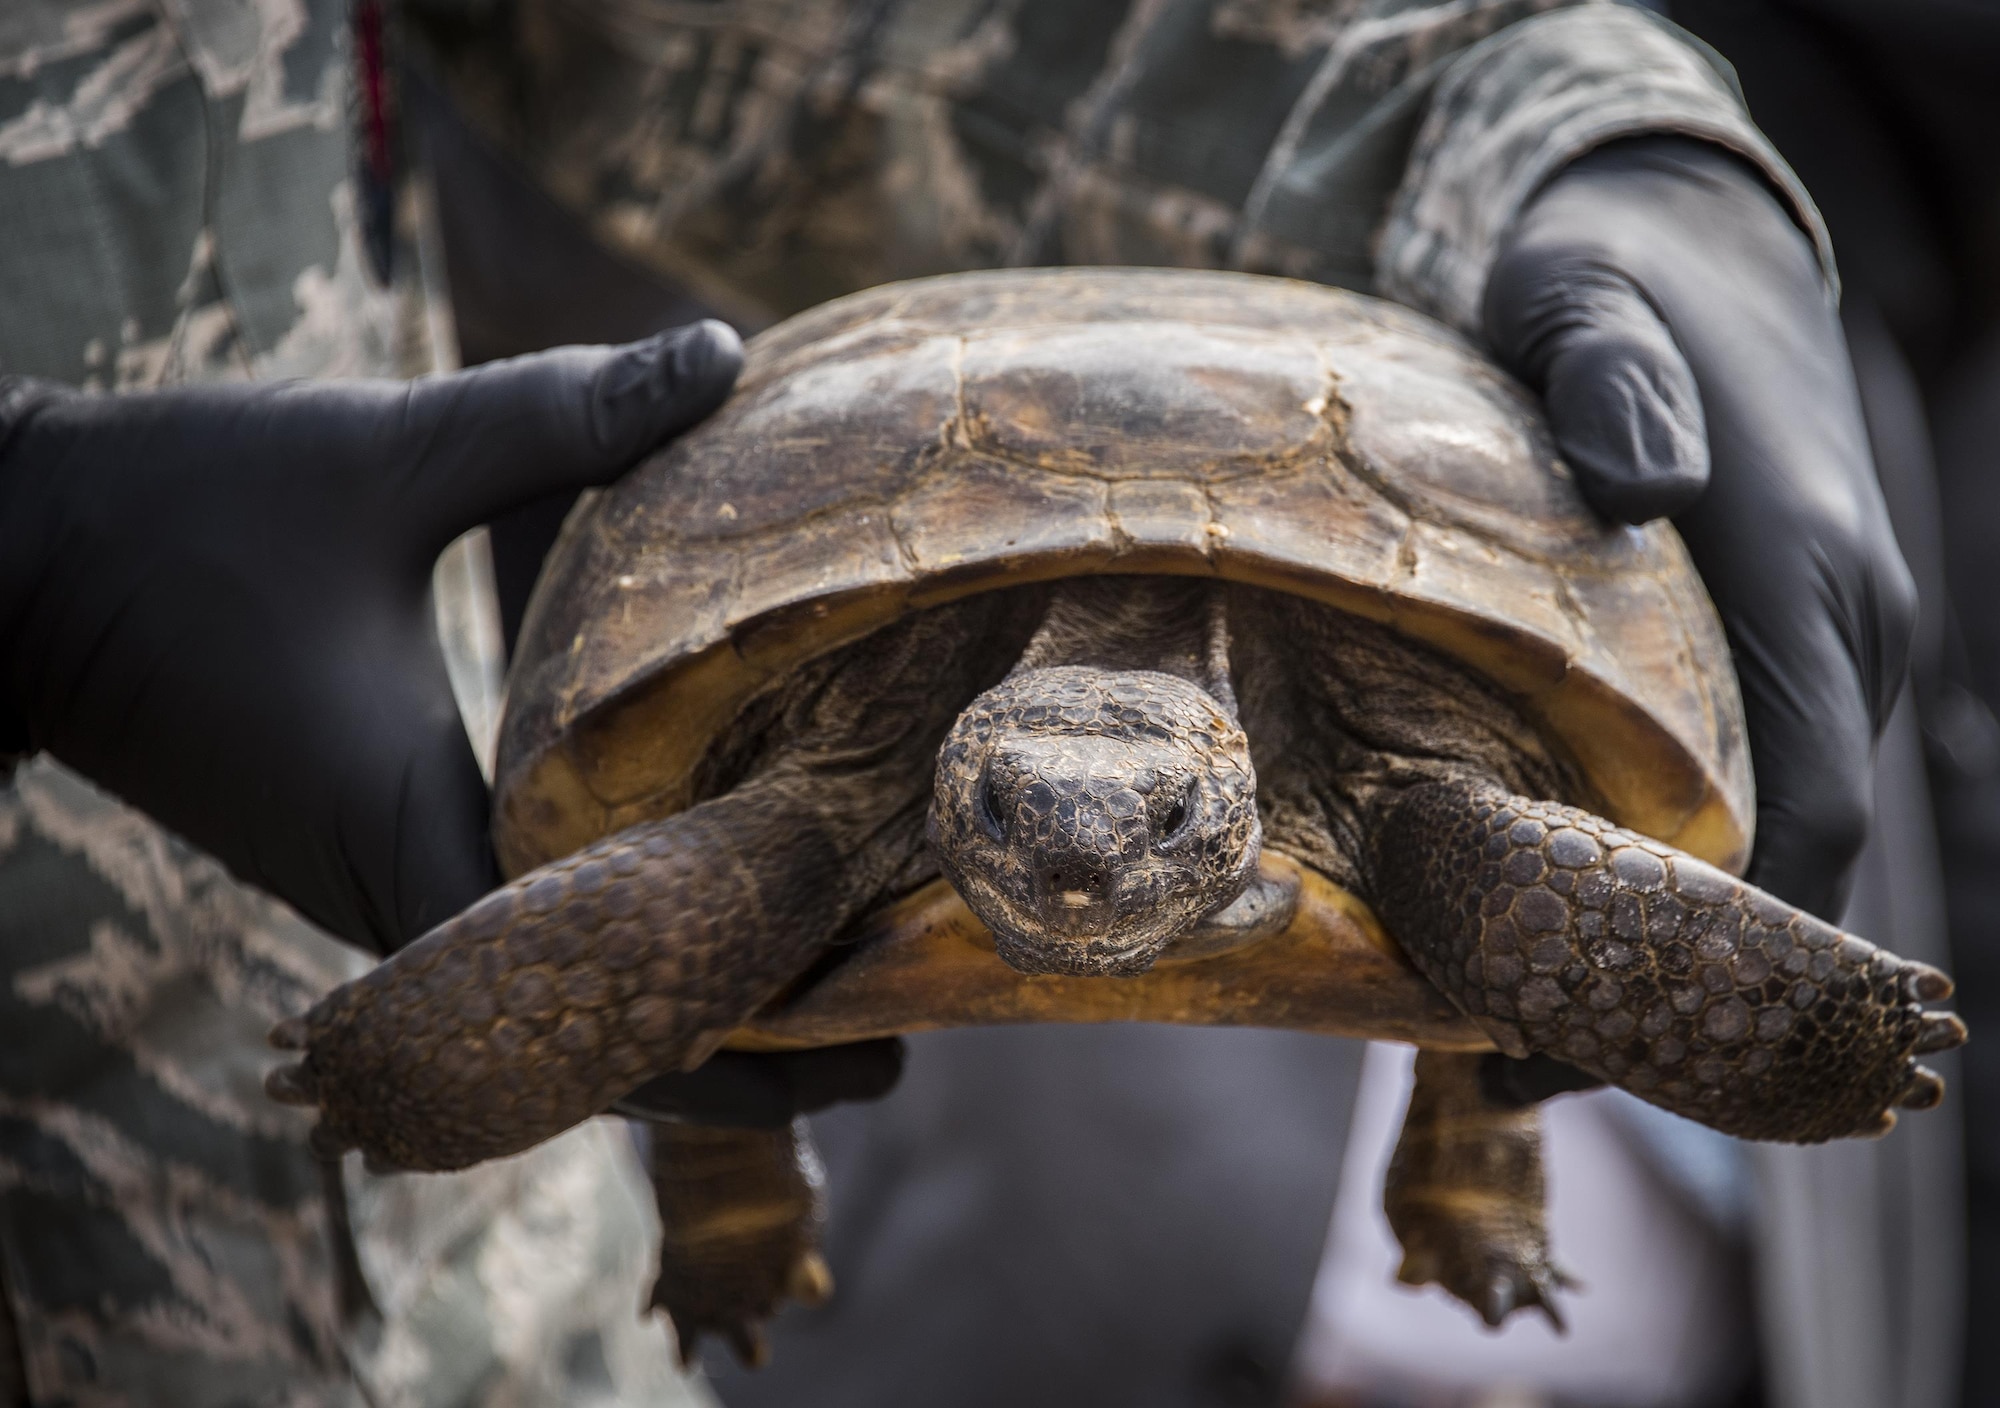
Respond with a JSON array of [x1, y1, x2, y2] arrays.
[[926, 576, 1594, 978], [1225, 587, 1588, 901], [928, 578, 1263, 976], [1010, 576, 1238, 708]]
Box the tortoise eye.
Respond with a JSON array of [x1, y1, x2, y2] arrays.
[[977, 772, 1008, 841]]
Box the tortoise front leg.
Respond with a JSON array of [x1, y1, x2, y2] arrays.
[[1370, 778, 1967, 1143], [647, 1119, 833, 1369], [1385, 1050, 1570, 1329], [266, 788, 847, 1172]]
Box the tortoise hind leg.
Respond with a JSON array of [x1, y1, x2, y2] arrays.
[[1369, 776, 1967, 1143], [647, 1118, 833, 1368], [1386, 1050, 1570, 1329], [266, 787, 853, 1172]]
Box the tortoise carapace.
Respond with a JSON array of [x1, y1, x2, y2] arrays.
[[265, 270, 1964, 1363]]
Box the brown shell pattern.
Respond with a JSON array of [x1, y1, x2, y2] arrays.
[[496, 269, 1749, 879]]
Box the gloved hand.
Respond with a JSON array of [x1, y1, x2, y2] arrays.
[[1485, 135, 1916, 925], [614, 1041, 907, 1128], [1479, 136, 1916, 1106], [0, 324, 743, 951], [0, 323, 908, 1123]]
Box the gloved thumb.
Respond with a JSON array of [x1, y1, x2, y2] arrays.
[[400, 320, 743, 549], [1485, 256, 1709, 525]]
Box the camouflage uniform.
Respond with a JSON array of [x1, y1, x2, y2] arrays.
[[413, 0, 1831, 334], [0, 4, 704, 1404]]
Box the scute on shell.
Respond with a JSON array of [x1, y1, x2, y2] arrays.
[[496, 268, 1749, 881]]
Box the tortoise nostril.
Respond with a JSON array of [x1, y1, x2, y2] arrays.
[[1045, 865, 1110, 907]]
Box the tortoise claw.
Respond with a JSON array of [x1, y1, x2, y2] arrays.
[[1403, 1235, 1569, 1331], [1903, 962, 1955, 1003], [1916, 1012, 1968, 1055], [1860, 1108, 1899, 1139], [264, 1062, 317, 1106], [1475, 1262, 1568, 1333], [727, 1324, 770, 1370], [1534, 1275, 1570, 1334], [1394, 1248, 1439, 1288], [1898, 1064, 1947, 1111], [664, 1315, 774, 1372], [787, 1251, 835, 1308], [268, 1016, 310, 1051]]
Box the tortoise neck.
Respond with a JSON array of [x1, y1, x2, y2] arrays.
[[1008, 576, 1237, 717]]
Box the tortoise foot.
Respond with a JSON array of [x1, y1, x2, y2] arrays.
[[653, 1245, 832, 1369], [261, 794, 847, 1172], [647, 1119, 831, 1369], [1385, 1052, 1570, 1332], [1373, 779, 1969, 1144], [1394, 1224, 1572, 1331]]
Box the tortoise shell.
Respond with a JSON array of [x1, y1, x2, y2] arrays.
[[494, 268, 1750, 1047]]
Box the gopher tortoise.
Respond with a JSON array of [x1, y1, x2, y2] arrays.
[[269, 269, 1965, 1364]]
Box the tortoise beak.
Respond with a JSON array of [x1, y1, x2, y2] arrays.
[[1040, 877, 1117, 938], [1032, 847, 1122, 938]]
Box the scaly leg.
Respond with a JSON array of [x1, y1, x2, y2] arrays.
[[647, 1119, 833, 1369], [1370, 777, 1966, 1143], [266, 599, 1022, 1172], [1385, 1050, 1570, 1329], [266, 787, 848, 1171]]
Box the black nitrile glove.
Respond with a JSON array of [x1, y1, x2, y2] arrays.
[[0, 323, 907, 1122], [614, 1040, 908, 1128], [1486, 135, 1916, 925], [0, 324, 743, 952], [1479, 137, 1916, 1107]]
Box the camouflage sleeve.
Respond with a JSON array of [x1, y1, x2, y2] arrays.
[[1375, 4, 1838, 336], [0, 375, 45, 777]]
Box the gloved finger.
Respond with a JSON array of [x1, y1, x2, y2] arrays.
[[612, 1039, 906, 1129], [1678, 479, 1914, 918], [1485, 255, 1708, 524], [376, 693, 503, 952], [1495, 138, 1918, 920], [221, 620, 500, 955], [398, 320, 742, 550], [611, 1055, 800, 1128], [1617, 155, 1915, 917], [770, 1037, 906, 1111], [1480, 1052, 1606, 1108], [0, 375, 82, 459]]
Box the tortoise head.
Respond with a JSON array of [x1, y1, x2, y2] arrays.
[[928, 665, 1260, 976]]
